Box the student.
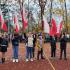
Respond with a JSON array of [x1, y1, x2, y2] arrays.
[[60, 33, 67, 60], [37, 33, 44, 60], [1, 34, 8, 63], [0, 34, 2, 52], [12, 33, 19, 62], [26, 32, 34, 62], [50, 35, 56, 58], [32, 32, 36, 58]]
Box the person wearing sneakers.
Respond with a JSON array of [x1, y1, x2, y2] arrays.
[[26, 32, 34, 62], [12, 33, 19, 62]]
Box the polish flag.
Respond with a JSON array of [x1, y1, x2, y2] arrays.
[[57, 21, 63, 37], [14, 14, 19, 33], [0, 9, 8, 32], [43, 16, 50, 33], [59, 21, 63, 32], [50, 18, 57, 36], [21, 7, 28, 30], [55, 16, 63, 37]]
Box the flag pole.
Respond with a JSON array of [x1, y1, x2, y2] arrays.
[[28, 0, 29, 32], [19, 0, 24, 33], [7, 1, 10, 34]]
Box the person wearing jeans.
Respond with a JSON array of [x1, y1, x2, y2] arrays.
[[26, 47, 33, 59], [12, 33, 19, 62], [26, 32, 33, 62], [13, 46, 18, 59]]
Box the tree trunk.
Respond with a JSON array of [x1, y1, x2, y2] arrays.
[[49, 0, 53, 27]]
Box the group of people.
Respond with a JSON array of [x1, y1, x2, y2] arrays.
[[0, 31, 44, 63], [50, 33, 67, 60], [24, 32, 44, 62], [0, 32, 68, 64]]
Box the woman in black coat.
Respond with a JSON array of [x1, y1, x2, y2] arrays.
[[1, 34, 8, 63], [0, 34, 2, 52]]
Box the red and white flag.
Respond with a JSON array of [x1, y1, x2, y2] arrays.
[[43, 16, 50, 33], [0, 9, 8, 32], [59, 21, 63, 32], [13, 14, 19, 33], [55, 16, 63, 37], [50, 18, 57, 36], [21, 7, 28, 30]]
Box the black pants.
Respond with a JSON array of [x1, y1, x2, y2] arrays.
[[32, 47, 35, 58], [37, 48, 44, 60], [60, 47, 66, 59], [51, 47, 56, 57], [32, 43, 35, 58]]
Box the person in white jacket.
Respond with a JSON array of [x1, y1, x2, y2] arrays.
[[26, 32, 34, 62]]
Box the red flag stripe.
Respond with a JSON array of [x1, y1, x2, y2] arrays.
[[50, 18, 57, 36], [0, 9, 8, 32], [14, 14, 19, 33], [21, 7, 28, 30]]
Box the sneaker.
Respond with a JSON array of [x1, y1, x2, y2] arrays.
[[13, 59, 15, 62], [16, 59, 18, 62], [30, 59, 33, 62], [26, 59, 29, 62]]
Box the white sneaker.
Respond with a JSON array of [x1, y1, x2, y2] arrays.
[[16, 59, 18, 63], [30, 59, 33, 62], [26, 59, 29, 62], [13, 59, 15, 62]]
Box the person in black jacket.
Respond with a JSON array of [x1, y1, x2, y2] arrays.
[[12, 33, 19, 62], [50, 36, 56, 58], [32, 32, 36, 58], [1, 34, 8, 63], [0, 34, 2, 52], [60, 33, 67, 60]]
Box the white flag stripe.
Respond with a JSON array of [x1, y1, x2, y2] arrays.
[[0, 9, 5, 28], [13, 14, 20, 31], [43, 16, 50, 33], [53, 15, 63, 34]]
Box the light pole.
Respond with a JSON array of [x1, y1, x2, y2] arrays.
[[39, 0, 47, 31]]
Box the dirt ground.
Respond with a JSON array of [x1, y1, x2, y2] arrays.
[[0, 42, 70, 70]]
